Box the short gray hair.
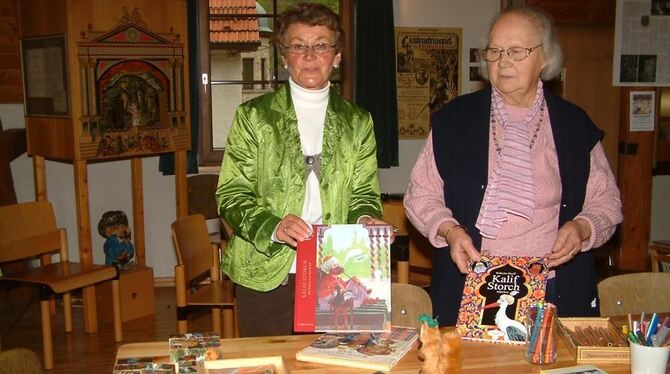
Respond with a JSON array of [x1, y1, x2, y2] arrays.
[[480, 6, 563, 81]]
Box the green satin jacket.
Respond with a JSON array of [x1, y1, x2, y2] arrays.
[[215, 83, 383, 291]]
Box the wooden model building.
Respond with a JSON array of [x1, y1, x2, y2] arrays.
[[18, 0, 190, 331]]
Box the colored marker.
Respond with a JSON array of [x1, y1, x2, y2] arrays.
[[628, 331, 640, 344]]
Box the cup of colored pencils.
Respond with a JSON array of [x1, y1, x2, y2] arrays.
[[628, 313, 670, 374], [524, 302, 557, 365]]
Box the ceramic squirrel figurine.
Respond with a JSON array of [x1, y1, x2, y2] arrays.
[[417, 314, 462, 374]]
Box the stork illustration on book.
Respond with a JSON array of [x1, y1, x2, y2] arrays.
[[482, 291, 527, 342]]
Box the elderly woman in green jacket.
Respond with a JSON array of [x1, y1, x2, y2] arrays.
[[215, 3, 389, 337]]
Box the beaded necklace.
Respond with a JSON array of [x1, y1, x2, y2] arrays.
[[490, 99, 546, 155]]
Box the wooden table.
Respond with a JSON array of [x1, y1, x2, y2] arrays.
[[116, 317, 648, 373]]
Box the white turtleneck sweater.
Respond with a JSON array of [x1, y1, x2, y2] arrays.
[[289, 78, 329, 225], [276, 78, 329, 274]]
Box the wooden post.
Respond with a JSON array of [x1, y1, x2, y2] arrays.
[[33, 155, 47, 202], [175, 150, 188, 219], [614, 87, 656, 271], [74, 159, 99, 332], [131, 157, 146, 266]]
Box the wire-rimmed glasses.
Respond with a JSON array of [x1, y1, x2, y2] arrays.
[[481, 44, 543, 62], [283, 43, 337, 55]]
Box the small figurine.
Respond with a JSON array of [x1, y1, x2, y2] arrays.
[[417, 314, 462, 374], [98, 210, 135, 270]]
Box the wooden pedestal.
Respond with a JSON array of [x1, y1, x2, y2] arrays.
[[97, 265, 155, 323]]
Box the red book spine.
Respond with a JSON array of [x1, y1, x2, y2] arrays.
[[293, 225, 318, 332]]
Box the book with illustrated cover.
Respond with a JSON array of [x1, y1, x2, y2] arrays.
[[455, 255, 549, 345], [169, 332, 223, 373], [295, 326, 418, 372], [540, 364, 608, 374], [113, 356, 177, 373], [294, 224, 393, 332]]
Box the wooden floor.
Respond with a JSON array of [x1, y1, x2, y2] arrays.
[[0, 285, 212, 373]]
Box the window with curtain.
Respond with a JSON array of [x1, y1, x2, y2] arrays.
[[198, 0, 348, 167]]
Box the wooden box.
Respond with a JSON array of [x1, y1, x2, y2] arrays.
[[97, 265, 155, 323], [204, 356, 290, 374], [558, 317, 630, 364]]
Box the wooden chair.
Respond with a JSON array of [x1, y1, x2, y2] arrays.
[[597, 272, 670, 316], [187, 174, 233, 242], [650, 241, 670, 272], [382, 199, 432, 287], [391, 283, 433, 330], [171, 214, 237, 338], [0, 201, 122, 370], [0, 348, 43, 374]]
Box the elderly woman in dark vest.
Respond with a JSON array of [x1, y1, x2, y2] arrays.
[[404, 6, 622, 326]]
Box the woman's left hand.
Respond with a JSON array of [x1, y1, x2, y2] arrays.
[[358, 216, 396, 243], [546, 219, 591, 268]]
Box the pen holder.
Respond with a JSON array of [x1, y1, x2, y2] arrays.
[[629, 340, 670, 374], [525, 302, 557, 365]]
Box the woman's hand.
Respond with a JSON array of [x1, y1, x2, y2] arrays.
[[277, 214, 312, 248], [440, 222, 480, 274], [546, 219, 591, 268]]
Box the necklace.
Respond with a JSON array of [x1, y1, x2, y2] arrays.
[[490, 99, 545, 155]]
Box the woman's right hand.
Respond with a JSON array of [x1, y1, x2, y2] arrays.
[[277, 214, 312, 248], [440, 223, 480, 274]]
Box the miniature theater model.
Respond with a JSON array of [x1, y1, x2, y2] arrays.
[[19, 2, 190, 330]]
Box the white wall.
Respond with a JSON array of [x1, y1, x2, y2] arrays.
[[379, 0, 500, 193], [651, 175, 670, 243]]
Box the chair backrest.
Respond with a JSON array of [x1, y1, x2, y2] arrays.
[[171, 214, 217, 284], [598, 272, 670, 316], [650, 241, 670, 272], [187, 174, 219, 220], [391, 283, 433, 329], [187, 174, 233, 241], [0, 201, 62, 263]]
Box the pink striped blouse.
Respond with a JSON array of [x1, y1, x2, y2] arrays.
[[403, 104, 623, 259]]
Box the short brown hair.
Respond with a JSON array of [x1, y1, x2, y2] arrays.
[[275, 2, 344, 55]]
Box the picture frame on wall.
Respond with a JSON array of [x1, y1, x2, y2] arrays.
[[20, 34, 70, 117]]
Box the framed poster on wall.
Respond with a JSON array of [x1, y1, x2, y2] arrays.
[[20, 34, 70, 117], [395, 27, 462, 139]]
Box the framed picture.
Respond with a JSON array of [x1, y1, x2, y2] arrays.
[[203, 356, 290, 374], [20, 34, 70, 117]]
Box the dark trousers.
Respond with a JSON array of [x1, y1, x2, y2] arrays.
[[235, 274, 295, 337]]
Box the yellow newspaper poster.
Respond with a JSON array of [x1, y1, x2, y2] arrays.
[[396, 27, 462, 139]]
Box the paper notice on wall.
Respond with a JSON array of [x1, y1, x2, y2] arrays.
[[630, 91, 655, 131], [395, 27, 462, 139], [613, 0, 670, 86]]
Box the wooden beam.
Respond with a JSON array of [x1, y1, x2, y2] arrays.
[[614, 87, 655, 271], [131, 157, 146, 266], [74, 159, 99, 332]]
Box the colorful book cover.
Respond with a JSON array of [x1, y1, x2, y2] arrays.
[[455, 255, 549, 345], [113, 355, 177, 373], [168, 332, 223, 373], [295, 326, 419, 372], [294, 224, 393, 332]]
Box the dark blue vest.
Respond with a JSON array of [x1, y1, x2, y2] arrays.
[[430, 87, 604, 326]]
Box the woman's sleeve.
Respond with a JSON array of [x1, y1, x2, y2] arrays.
[[347, 112, 383, 222], [575, 142, 624, 251], [403, 132, 459, 248], [215, 105, 283, 255]]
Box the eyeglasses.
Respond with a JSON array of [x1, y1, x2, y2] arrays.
[[481, 44, 543, 62], [283, 43, 337, 55]]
